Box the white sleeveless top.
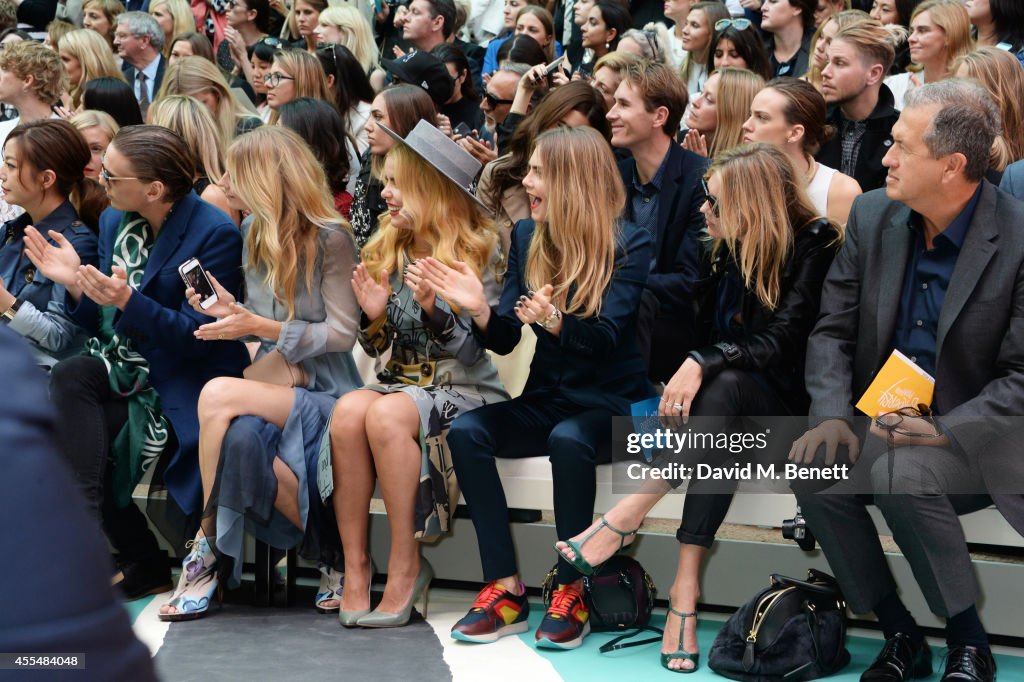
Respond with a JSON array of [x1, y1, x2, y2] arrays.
[[807, 162, 837, 218]]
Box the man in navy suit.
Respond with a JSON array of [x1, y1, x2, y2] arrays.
[[608, 60, 709, 382], [0, 327, 157, 682], [116, 12, 166, 120]]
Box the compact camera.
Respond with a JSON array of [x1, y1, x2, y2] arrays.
[[782, 506, 816, 551]]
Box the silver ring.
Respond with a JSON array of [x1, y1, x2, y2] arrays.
[[673, 403, 683, 411]]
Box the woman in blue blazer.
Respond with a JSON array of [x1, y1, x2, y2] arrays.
[[24, 125, 249, 599], [417, 126, 653, 650]]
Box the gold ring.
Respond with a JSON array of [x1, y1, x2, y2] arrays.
[[218, 334, 224, 340]]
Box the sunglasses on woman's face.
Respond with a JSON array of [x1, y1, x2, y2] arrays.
[[714, 18, 752, 31], [701, 177, 720, 217]]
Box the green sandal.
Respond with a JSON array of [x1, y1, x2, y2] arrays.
[[661, 605, 699, 673], [554, 514, 638, 576]]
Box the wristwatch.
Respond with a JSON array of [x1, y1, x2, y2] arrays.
[[540, 306, 562, 330], [1, 297, 22, 322]]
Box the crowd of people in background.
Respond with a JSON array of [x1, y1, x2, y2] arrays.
[[3, 0, 1024, 679]]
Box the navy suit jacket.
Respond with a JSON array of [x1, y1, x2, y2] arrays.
[[121, 54, 166, 101], [479, 219, 655, 414], [67, 192, 249, 516], [618, 141, 708, 313], [0, 328, 157, 681]]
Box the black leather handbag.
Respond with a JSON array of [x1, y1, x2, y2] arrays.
[[708, 569, 851, 681], [542, 555, 663, 653]]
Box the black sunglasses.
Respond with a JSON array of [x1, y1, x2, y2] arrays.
[[483, 90, 515, 107], [701, 177, 720, 218]]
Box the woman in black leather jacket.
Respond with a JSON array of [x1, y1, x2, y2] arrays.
[[555, 143, 843, 673]]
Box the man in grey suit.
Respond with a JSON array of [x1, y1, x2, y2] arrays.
[[789, 80, 1024, 682]]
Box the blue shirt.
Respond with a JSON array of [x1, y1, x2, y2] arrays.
[[892, 183, 982, 376], [628, 149, 671, 272]]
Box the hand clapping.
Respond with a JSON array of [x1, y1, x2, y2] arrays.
[[352, 263, 390, 320], [404, 260, 436, 314]]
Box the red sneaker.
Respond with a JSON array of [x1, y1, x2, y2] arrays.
[[535, 584, 590, 650], [451, 581, 530, 644]]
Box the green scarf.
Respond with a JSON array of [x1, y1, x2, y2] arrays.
[[84, 213, 170, 509]]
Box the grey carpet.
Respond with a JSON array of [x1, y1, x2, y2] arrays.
[[155, 605, 452, 682]]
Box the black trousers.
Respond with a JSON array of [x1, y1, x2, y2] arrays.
[[50, 355, 163, 565], [672, 369, 792, 548], [448, 393, 613, 585]]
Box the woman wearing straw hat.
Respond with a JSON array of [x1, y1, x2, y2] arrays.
[[419, 125, 654, 650], [325, 120, 506, 628]]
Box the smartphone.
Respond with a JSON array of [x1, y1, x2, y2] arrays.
[[543, 55, 566, 76], [453, 121, 473, 138], [178, 258, 218, 310]]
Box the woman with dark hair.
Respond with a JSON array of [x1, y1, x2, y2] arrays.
[[349, 84, 438, 248], [316, 43, 374, 154], [743, 77, 862, 224], [706, 23, 774, 80], [170, 32, 217, 64], [578, 0, 632, 77], [219, 0, 271, 73], [244, 36, 281, 121], [482, 78, 610, 253], [0, 120, 106, 367], [966, 0, 1024, 66], [285, 0, 329, 52], [278, 97, 359, 220], [432, 43, 484, 135], [82, 77, 144, 128], [25, 125, 248, 600], [495, 33, 547, 68], [870, 0, 921, 72]]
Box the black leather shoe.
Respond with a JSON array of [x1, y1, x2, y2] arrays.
[[114, 556, 172, 601], [861, 633, 933, 681], [941, 646, 996, 682]]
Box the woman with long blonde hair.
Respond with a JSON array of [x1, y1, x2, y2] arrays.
[[147, 95, 238, 222], [552, 143, 842, 670], [158, 125, 362, 621], [150, 0, 196, 57], [314, 4, 381, 82], [416, 126, 652, 649], [885, 0, 973, 109], [156, 56, 262, 140], [59, 29, 126, 109], [954, 46, 1024, 169], [684, 67, 765, 157], [325, 121, 503, 629]]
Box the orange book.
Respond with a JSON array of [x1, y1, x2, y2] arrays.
[[855, 349, 935, 417]]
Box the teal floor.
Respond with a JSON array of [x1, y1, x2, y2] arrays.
[[518, 603, 1024, 681], [125, 594, 154, 624]]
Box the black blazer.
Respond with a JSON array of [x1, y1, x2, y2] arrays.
[[617, 141, 709, 313], [121, 54, 166, 102], [816, 84, 899, 193], [479, 219, 654, 414], [689, 219, 841, 412]]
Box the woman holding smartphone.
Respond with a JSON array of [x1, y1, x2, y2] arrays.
[[418, 126, 653, 650], [554, 143, 841, 672], [157, 126, 362, 620]]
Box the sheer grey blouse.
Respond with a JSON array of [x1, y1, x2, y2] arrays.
[[240, 218, 363, 397]]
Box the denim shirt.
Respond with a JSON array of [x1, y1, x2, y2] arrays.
[[0, 201, 98, 366]]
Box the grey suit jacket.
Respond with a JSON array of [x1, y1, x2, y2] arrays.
[[806, 182, 1024, 531], [1000, 158, 1024, 201]]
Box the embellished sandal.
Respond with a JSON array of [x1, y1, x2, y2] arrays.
[[661, 605, 699, 673], [554, 514, 638, 576], [315, 564, 344, 614], [158, 536, 221, 622]]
